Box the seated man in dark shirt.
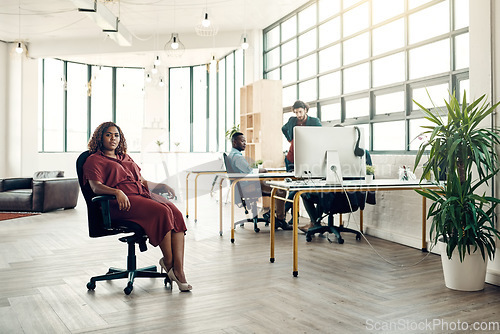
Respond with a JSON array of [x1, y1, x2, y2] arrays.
[[227, 132, 291, 230]]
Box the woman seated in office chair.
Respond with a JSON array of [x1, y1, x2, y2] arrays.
[[82, 122, 192, 292]]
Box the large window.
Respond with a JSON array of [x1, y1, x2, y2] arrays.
[[168, 49, 245, 152], [40, 60, 144, 152], [264, 0, 469, 152]]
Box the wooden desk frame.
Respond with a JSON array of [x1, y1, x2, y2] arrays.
[[268, 181, 439, 277]]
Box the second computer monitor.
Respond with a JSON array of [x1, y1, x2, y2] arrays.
[[294, 126, 366, 180]]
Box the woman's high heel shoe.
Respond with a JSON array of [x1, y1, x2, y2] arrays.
[[159, 258, 168, 273], [167, 268, 192, 292]]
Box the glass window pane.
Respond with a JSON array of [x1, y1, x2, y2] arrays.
[[66, 62, 88, 152], [320, 103, 341, 122], [283, 85, 297, 107], [343, 32, 369, 65], [319, 0, 340, 21], [358, 123, 370, 149], [373, 121, 406, 150], [345, 96, 369, 119], [116, 68, 144, 152], [282, 62, 297, 85], [265, 48, 280, 69], [455, 33, 469, 70], [343, 63, 369, 94], [408, 0, 433, 9], [343, 2, 369, 37], [409, 118, 438, 150], [298, 28, 317, 56], [266, 68, 280, 80], [299, 54, 317, 80], [265, 26, 280, 50], [193, 65, 208, 152], [459, 79, 469, 103], [409, 39, 450, 79], [43, 59, 64, 152], [209, 62, 218, 152], [409, 1, 449, 44], [298, 3, 316, 32], [319, 17, 340, 47], [372, 18, 404, 56], [90, 66, 112, 131], [454, 0, 469, 30], [282, 38, 297, 63], [319, 44, 340, 72], [372, 0, 404, 25], [319, 71, 341, 99], [343, 0, 362, 9], [169, 67, 191, 152], [282, 15, 297, 41], [299, 78, 317, 103], [372, 52, 405, 87], [235, 49, 244, 122], [218, 59, 227, 151], [412, 83, 449, 111], [308, 106, 318, 118], [226, 56, 235, 142], [375, 91, 405, 115]]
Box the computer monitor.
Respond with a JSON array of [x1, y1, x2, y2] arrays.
[[294, 126, 366, 180]]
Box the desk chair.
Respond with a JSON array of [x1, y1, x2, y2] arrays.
[[303, 191, 371, 243], [76, 151, 170, 295], [222, 153, 269, 233]]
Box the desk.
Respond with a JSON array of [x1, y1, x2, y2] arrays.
[[267, 179, 440, 277], [218, 172, 294, 241], [185, 170, 225, 222]]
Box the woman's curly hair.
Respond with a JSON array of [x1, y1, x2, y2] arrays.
[[88, 121, 127, 155]]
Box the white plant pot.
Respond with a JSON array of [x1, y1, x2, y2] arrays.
[[439, 241, 488, 291]]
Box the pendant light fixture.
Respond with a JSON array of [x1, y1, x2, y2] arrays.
[[195, 0, 218, 36], [240, 0, 249, 50], [164, 0, 185, 57], [15, 0, 23, 54]]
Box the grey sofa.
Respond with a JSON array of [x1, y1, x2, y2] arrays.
[[0, 171, 79, 212]]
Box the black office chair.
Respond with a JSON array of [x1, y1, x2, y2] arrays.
[[76, 151, 170, 295], [222, 153, 270, 234]]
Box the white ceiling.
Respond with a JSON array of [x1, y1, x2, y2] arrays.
[[0, 0, 310, 67]]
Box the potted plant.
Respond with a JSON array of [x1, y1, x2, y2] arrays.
[[413, 91, 500, 291], [155, 140, 164, 152], [225, 124, 240, 140], [365, 165, 375, 183]]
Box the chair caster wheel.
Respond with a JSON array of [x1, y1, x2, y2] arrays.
[[254, 227, 260, 233], [356, 234, 361, 241], [124, 282, 133, 295], [240, 223, 244, 227], [87, 281, 96, 290], [306, 235, 312, 242], [338, 238, 344, 244]]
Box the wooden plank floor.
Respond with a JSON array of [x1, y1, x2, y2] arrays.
[[1, 193, 499, 333]]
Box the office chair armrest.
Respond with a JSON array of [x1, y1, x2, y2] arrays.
[[92, 195, 116, 230]]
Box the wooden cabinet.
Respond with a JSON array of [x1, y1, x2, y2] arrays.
[[240, 79, 283, 168]]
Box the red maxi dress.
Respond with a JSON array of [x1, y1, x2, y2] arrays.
[[83, 150, 186, 246]]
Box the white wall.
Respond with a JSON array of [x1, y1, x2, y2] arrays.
[[0, 42, 7, 177]]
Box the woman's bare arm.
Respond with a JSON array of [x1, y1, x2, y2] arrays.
[[88, 180, 130, 211]]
